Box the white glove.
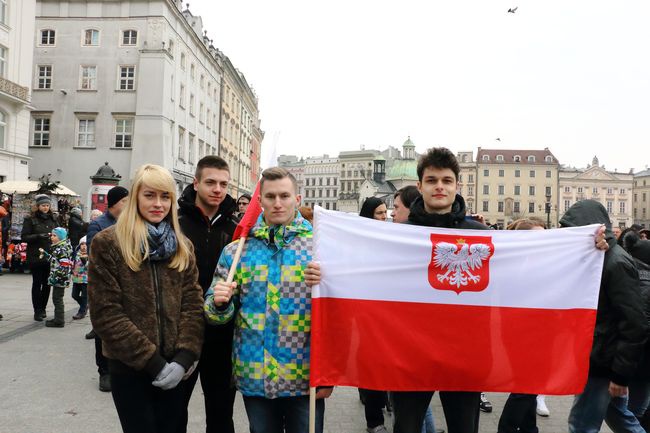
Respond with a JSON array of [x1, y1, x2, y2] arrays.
[[183, 360, 199, 380], [152, 362, 186, 390]]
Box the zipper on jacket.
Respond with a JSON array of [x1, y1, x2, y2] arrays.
[[151, 262, 165, 350]]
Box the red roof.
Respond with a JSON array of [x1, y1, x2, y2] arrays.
[[476, 148, 559, 165]]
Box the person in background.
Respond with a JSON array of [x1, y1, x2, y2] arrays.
[[612, 226, 623, 240], [90, 209, 103, 221], [235, 193, 251, 219], [68, 207, 88, 248], [88, 164, 204, 433], [38, 227, 73, 328], [392, 186, 420, 224], [71, 236, 88, 320], [21, 194, 58, 322]]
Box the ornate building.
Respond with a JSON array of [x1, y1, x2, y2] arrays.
[[633, 168, 650, 228]]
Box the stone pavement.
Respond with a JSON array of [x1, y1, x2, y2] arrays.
[[0, 272, 611, 433]]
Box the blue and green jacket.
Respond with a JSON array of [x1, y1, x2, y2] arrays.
[[41, 239, 73, 287], [204, 212, 314, 399]]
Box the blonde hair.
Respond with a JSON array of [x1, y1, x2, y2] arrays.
[[115, 164, 193, 272]]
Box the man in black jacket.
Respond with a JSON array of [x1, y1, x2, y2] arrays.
[[562, 200, 648, 433], [391, 148, 486, 433], [178, 155, 239, 433]]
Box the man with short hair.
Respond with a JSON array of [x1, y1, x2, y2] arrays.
[[204, 167, 331, 433], [392, 185, 420, 224], [177, 155, 239, 433], [392, 148, 487, 433], [86, 185, 129, 392]]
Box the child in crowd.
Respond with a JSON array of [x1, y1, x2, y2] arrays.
[[71, 236, 88, 320], [38, 227, 73, 328]]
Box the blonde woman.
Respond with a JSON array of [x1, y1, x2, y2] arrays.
[[88, 164, 204, 433]]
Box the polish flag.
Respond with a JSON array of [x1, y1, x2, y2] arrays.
[[310, 207, 604, 395], [232, 182, 261, 241]]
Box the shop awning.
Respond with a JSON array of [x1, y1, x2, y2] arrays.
[[0, 180, 78, 196]]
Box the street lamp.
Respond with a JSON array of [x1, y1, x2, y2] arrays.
[[545, 192, 552, 228]]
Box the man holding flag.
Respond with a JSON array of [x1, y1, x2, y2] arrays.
[[204, 167, 328, 433]]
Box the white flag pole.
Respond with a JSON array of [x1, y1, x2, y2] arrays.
[[309, 386, 316, 433]]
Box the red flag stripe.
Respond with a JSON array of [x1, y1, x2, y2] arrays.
[[232, 182, 261, 241]]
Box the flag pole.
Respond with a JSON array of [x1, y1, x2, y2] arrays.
[[309, 386, 316, 433], [226, 236, 246, 283]]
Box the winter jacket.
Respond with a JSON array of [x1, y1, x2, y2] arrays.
[[88, 226, 204, 378], [204, 212, 314, 398], [407, 194, 489, 231], [21, 211, 58, 265], [41, 239, 73, 287], [86, 211, 116, 253], [560, 199, 648, 386], [68, 214, 87, 248], [72, 250, 88, 284]]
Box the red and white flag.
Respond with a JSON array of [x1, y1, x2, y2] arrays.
[[310, 207, 604, 395]]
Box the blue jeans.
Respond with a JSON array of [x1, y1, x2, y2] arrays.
[[628, 380, 650, 418], [243, 395, 324, 433], [421, 406, 436, 433], [569, 376, 645, 433]]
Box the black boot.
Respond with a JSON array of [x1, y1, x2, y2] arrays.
[[34, 312, 43, 322], [45, 319, 64, 328]]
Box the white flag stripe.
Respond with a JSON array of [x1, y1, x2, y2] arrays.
[[313, 207, 604, 311]]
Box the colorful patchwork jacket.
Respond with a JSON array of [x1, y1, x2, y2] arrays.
[[71, 251, 88, 284], [204, 212, 313, 399], [41, 239, 73, 287]]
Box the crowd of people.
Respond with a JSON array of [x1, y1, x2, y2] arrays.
[[6, 147, 650, 433]]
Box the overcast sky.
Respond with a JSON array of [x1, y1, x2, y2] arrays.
[[195, 0, 650, 173]]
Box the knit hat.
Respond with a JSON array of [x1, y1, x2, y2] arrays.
[[79, 236, 87, 245], [51, 227, 68, 241], [623, 231, 650, 266], [107, 186, 129, 208], [70, 207, 82, 217], [35, 194, 51, 206]]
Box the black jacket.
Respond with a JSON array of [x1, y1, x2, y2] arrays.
[[407, 194, 488, 231], [68, 214, 87, 248], [560, 199, 648, 385], [21, 211, 58, 265]]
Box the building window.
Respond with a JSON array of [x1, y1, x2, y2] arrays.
[[529, 202, 535, 213], [620, 188, 626, 194], [468, 186, 474, 196], [482, 201, 489, 212], [593, 187, 598, 195], [83, 29, 100, 46], [499, 169, 504, 177], [546, 170, 551, 178], [565, 186, 571, 193], [483, 184, 489, 195], [190, 64, 195, 80], [620, 202, 626, 214], [514, 155, 521, 162], [529, 170, 535, 178], [496, 155, 504, 162], [188, 133, 195, 164], [122, 30, 138, 46], [0, 45, 6, 77], [483, 169, 489, 177], [468, 174, 474, 183], [515, 169, 520, 178], [179, 84, 185, 108], [189, 94, 195, 116], [118, 66, 135, 90], [546, 186, 552, 196], [180, 53, 186, 69], [565, 200, 571, 211], [529, 185, 535, 195], [578, 187, 584, 194], [482, 155, 490, 162], [33, 116, 51, 146], [40, 29, 56, 46], [607, 187, 613, 195], [514, 185, 521, 195], [0, 111, 5, 149], [198, 139, 205, 159], [498, 201, 504, 212], [498, 185, 504, 195], [528, 155, 535, 162], [37, 65, 53, 89], [0, 0, 6, 25], [77, 118, 96, 147], [643, 193, 647, 202], [206, 108, 211, 129], [80, 65, 97, 90], [200, 74, 205, 89], [545, 155, 553, 163], [514, 202, 520, 213], [114, 118, 133, 148], [606, 201, 613, 214]]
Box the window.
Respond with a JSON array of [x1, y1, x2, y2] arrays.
[[0, 0, 6, 25], [0, 46, 6, 77], [188, 133, 195, 164], [606, 201, 613, 214], [33, 116, 51, 146], [482, 201, 489, 212], [122, 30, 137, 46], [529, 170, 535, 178], [565, 186, 571, 193], [498, 185, 504, 195], [189, 94, 195, 115], [190, 64, 195, 80], [200, 75, 205, 89], [496, 155, 504, 162], [498, 202, 504, 212], [643, 193, 647, 202], [514, 185, 521, 195], [179, 84, 185, 108], [529, 202, 535, 213], [620, 188, 626, 194], [118, 66, 135, 90], [529, 186, 535, 195], [37, 65, 52, 89], [198, 139, 205, 159], [546, 186, 552, 196], [593, 187, 598, 195], [77, 118, 95, 147], [514, 202, 520, 213], [80, 65, 97, 90], [114, 118, 133, 148], [620, 202, 626, 214], [527, 155, 535, 162], [199, 103, 204, 123], [565, 200, 571, 211], [468, 174, 474, 183], [515, 169, 520, 178], [178, 127, 185, 160], [499, 169, 504, 177], [482, 155, 490, 162], [0, 111, 5, 149], [546, 170, 551, 178], [180, 53, 186, 69], [483, 185, 489, 195], [545, 156, 553, 163], [40, 29, 56, 46], [206, 108, 211, 129], [514, 155, 521, 162], [483, 169, 489, 177], [83, 29, 100, 46], [578, 187, 583, 193], [607, 187, 613, 195]]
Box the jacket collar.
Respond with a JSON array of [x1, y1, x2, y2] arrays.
[[407, 194, 468, 227], [251, 211, 312, 248], [178, 184, 237, 225]]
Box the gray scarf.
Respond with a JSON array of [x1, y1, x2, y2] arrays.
[[144, 221, 177, 262]]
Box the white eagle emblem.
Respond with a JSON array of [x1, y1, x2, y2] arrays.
[[433, 242, 492, 288]]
